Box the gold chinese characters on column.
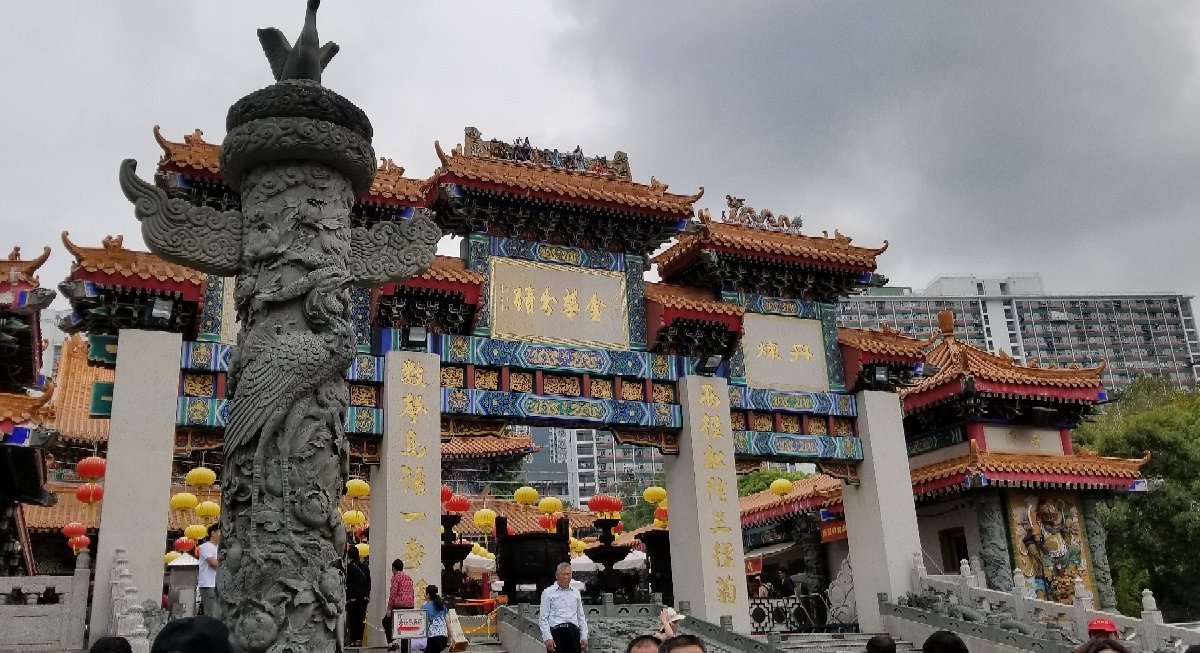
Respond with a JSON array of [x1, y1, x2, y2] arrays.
[[489, 257, 629, 348], [398, 359, 430, 504], [696, 383, 739, 606]]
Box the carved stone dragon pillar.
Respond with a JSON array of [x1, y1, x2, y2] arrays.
[[974, 490, 1015, 591], [117, 3, 440, 651], [1081, 495, 1118, 609]]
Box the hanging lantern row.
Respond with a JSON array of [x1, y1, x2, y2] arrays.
[[445, 495, 470, 514], [75, 456, 107, 481], [170, 492, 198, 512], [537, 496, 563, 515], [173, 537, 196, 553], [355, 542, 370, 559], [513, 486, 539, 506], [61, 522, 87, 539], [164, 551, 181, 565], [569, 538, 587, 555], [473, 508, 497, 529], [345, 478, 370, 499], [538, 512, 567, 533], [185, 466, 217, 489], [440, 485, 453, 503], [76, 483, 104, 505], [654, 507, 669, 524], [195, 500, 220, 521], [342, 510, 367, 528], [587, 494, 623, 519], [184, 524, 208, 541], [68, 535, 91, 555], [770, 478, 795, 497], [642, 486, 666, 505]]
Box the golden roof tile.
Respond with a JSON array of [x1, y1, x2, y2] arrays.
[[837, 325, 932, 359], [655, 208, 887, 274], [900, 310, 1105, 398], [739, 475, 844, 520], [0, 246, 51, 287], [441, 434, 537, 459], [643, 283, 744, 317], [434, 141, 702, 216], [0, 385, 54, 425], [61, 232, 207, 286], [910, 440, 1148, 487], [46, 335, 113, 444], [416, 256, 485, 286]]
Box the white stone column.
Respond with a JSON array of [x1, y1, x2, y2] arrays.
[[664, 375, 751, 632], [841, 390, 922, 632], [89, 329, 182, 644], [369, 351, 442, 640]]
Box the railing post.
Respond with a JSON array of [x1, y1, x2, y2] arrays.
[[720, 615, 734, 631], [768, 631, 782, 646], [1010, 568, 1029, 623], [911, 552, 926, 592], [970, 555, 986, 589], [1071, 577, 1094, 640], [1137, 589, 1164, 653], [602, 593, 615, 618], [651, 592, 663, 606], [65, 551, 91, 651], [958, 559, 975, 602], [678, 600, 691, 616]]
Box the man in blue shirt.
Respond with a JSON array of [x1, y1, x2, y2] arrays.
[[538, 563, 589, 652]]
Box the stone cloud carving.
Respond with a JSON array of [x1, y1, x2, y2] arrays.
[[118, 2, 439, 651]]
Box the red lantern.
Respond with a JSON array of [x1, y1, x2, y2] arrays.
[[441, 485, 453, 503], [507, 525, 516, 536], [613, 522, 624, 534], [445, 495, 470, 513], [68, 535, 91, 553], [61, 522, 87, 539], [75, 456, 107, 481], [76, 483, 103, 504], [538, 514, 554, 531], [174, 537, 196, 553], [654, 507, 669, 522]]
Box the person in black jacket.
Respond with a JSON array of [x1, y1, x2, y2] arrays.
[[345, 545, 372, 646]]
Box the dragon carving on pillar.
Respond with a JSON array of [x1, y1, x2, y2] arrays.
[[117, 2, 440, 651]]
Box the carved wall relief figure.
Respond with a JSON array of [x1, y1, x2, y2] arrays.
[[974, 491, 1015, 591]]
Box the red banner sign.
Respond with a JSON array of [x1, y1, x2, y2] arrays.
[[744, 556, 763, 575], [820, 520, 847, 543]]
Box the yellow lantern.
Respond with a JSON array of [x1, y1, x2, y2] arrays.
[[473, 508, 497, 528], [653, 518, 666, 529], [537, 497, 563, 514], [770, 478, 794, 497], [513, 486, 539, 505], [195, 500, 220, 521], [439, 525, 445, 534], [355, 543, 370, 559], [170, 492, 199, 512], [642, 486, 667, 505], [185, 467, 217, 489], [184, 524, 208, 541], [164, 551, 181, 565], [342, 510, 367, 528], [345, 478, 370, 499]]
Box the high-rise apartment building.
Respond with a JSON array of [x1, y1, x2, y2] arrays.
[[838, 275, 1200, 391], [563, 429, 664, 508]]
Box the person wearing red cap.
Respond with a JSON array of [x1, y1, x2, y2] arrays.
[[1087, 618, 1119, 641]]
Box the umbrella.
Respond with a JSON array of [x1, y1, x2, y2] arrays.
[[613, 550, 647, 570], [570, 554, 600, 572], [462, 553, 496, 574]]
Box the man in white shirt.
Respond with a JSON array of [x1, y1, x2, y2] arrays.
[[538, 563, 588, 652], [197, 524, 220, 618]]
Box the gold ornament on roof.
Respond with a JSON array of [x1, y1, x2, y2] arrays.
[[718, 195, 803, 234]]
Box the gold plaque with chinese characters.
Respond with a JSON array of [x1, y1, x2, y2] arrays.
[[741, 313, 829, 392], [488, 257, 629, 348]]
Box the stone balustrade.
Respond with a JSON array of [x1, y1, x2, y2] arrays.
[[0, 550, 89, 652], [895, 553, 1200, 653]]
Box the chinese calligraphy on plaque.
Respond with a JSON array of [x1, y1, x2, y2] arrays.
[[742, 313, 830, 392], [489, 257, 629, 348]]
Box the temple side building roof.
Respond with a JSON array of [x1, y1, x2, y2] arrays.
[[417, 255, 486, 286], [441, 434, 538, 459], [900, 310, 1105, 409], [434, 140, 702, 217], [153, 127, 434, 204], [0, 246, 51, 287], [654, 208, 887, 277], [740, 443, 1149, 527], [61, 232, 207, 286], [643, 283, 744, 317], [46, 335, 113, 444], [0, 386, 54, 426], [837, 325, 932, 360]]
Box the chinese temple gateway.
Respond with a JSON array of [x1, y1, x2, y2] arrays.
[[2, 126, 1148, 642]]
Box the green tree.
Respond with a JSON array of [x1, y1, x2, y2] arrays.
[[619, 472, 665, 531], [737, 469, 810, 497], [1073, 377, 1200, 621]]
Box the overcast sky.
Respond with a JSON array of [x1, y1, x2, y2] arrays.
[[2, 2, 1198, 308]]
